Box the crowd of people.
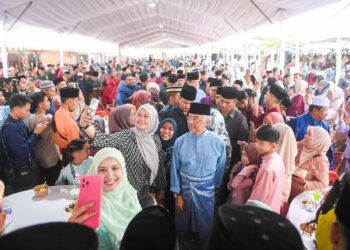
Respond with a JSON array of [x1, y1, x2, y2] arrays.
[[1, 56, 350, 249]]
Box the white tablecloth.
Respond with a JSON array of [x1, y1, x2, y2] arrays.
[[287, 191, 319, 250], [4, 185, 74, 234]]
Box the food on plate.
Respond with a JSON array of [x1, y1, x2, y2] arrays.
[[300, 222, 316, 235], [65, 202, 76, 213]]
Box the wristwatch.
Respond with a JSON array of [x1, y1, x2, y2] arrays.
[[173, 193, 180, 199], [80, 124, 90, 130]]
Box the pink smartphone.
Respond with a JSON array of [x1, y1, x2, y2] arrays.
[[76, 175, 103, 229]]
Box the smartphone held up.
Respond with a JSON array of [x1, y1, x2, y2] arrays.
[[76, 175, 103, 229], [87, 98, 99, 117]]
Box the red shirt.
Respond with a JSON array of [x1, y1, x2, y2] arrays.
[[251, 106, 282, 128], [101, 76, 120, 105]]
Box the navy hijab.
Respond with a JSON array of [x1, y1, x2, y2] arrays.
[[157, 118, 178, 151]]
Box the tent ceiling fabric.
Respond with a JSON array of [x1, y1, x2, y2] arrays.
[[0, 0, 342, 48]]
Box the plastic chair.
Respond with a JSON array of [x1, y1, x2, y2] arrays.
[[329, 171, 339, 185]]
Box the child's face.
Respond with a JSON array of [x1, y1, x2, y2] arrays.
[[72, 144, 90, 162], [241, 149, 250, 165], [255, 139, 276, 155]]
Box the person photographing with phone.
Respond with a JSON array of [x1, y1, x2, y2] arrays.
[[1, 94, 48, 193], [29, 92, 61, 186], [68, 148, 141, 250], [53, 87, 81, 166], [80, 103, 167, 208]]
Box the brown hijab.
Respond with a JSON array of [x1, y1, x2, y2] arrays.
[[243, 143, 260, 165], [108, 104, 136, 134]]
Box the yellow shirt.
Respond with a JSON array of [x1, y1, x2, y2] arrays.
[[316, 208, 336, 250], [53, 108, 80, 149]]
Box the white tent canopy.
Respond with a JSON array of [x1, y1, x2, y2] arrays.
[[0, 0, 344, 48]]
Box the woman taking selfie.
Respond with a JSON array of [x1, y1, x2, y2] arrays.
[[68, 147, 141, 250], [80, 103, 167, 207]]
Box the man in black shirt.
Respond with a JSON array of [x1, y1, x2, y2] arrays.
[[159, 85, 197, 137]]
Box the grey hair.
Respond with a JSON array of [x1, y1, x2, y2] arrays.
[[203, 115, 212, 126]]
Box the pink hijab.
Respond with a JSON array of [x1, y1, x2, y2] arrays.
[[263, 112, 285, 125], [132, 90, 151, 109], [299, 126, 331, 167], [273, 123, 298, 203]]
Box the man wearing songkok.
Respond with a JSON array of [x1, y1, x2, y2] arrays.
[[159, 85, 197, 136], [200, 78, 222, 107], [160, 74, 178, 105], [187, 71, 206, 103], [199, 70, 209, 93], [86, 70, 100, 102], [53, 87, 80, 165], [160, 86, 182, 113], [52, 77, 67, 110], [219, 87, 249, 166], [292, 96, 334, 167], [207, 204, 304, 250], [171, 103, 226, 250], [177, 71, 186, 86], [251, 83, 288, 127]]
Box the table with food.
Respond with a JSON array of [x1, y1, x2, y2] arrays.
[[3, 185, 77, 234], [287, 189, 327, 250]]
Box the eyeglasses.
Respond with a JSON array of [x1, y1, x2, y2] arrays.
[[187, 115, 205, 122]]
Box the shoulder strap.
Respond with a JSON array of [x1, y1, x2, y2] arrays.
[[52, 113, 68, 141], [1, 123, 14, 170]]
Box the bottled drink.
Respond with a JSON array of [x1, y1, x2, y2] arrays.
[[3, 199, 13, 225]]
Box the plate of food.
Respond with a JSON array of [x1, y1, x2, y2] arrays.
[[300, 222, 316, 235], [65, 202, 76, 213]]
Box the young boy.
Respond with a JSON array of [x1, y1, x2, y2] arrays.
[[249, 125, 285, 214], [55, 139, 92, 185]]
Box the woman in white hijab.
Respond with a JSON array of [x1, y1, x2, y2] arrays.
[[69, 148, 141, 249], [326, 86, 345, 127], [80, 103, 166, 208]]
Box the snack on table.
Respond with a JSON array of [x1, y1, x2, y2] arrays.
[[300, 222, 316, 235], [65, 202, 76, 213]]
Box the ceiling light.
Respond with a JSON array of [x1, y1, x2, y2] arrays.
[[149, 2, 156, 7], [159, 25, 164, 28], [162, 33, 166, 37]]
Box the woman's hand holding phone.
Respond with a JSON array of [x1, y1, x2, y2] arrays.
[[68, 202, 96, 224]]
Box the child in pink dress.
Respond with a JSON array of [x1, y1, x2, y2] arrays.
[[227, 143, 261, 205]]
